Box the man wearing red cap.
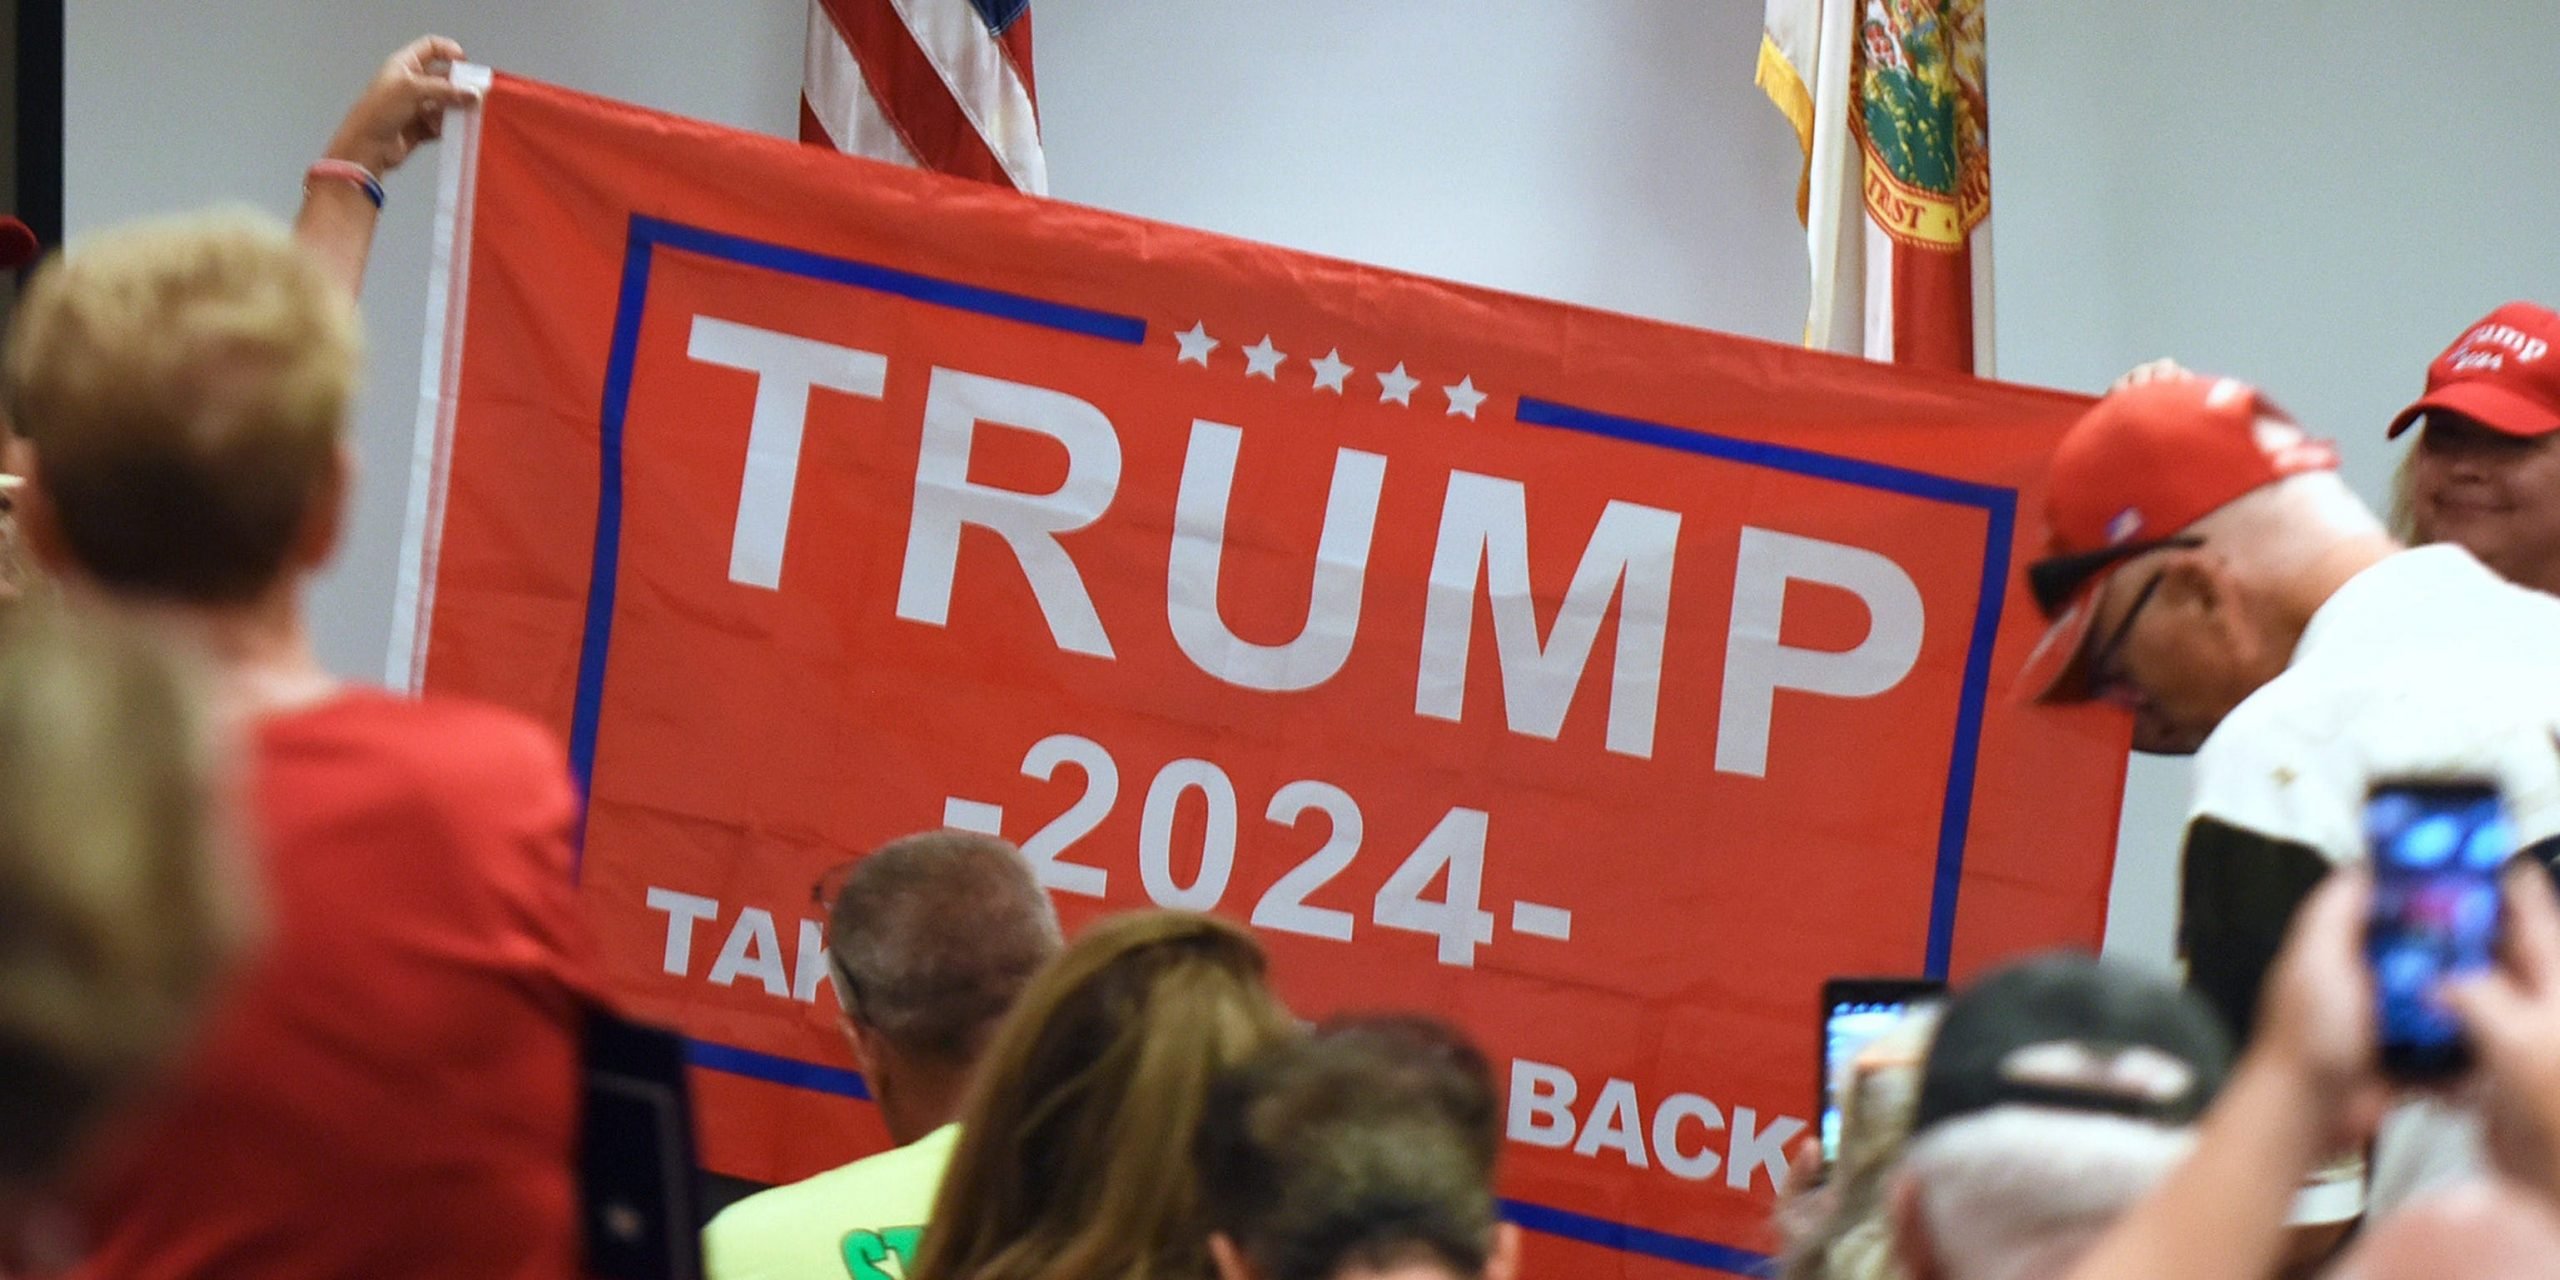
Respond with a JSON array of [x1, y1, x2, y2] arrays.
[[2020, 372, 2560, 1221], [2391, 302, 2560, 599]]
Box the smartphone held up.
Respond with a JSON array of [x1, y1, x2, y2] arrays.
[[1819, 976, 1943, 1167], [2364, 779, 2513, 1082]]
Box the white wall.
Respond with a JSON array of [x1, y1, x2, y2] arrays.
[[1034, 0, 1808, 342], [64, 1, 803, 679], [62, 2, 2560, 965], [1987, 0, 2560, 964]]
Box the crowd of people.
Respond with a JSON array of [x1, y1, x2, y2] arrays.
[[1775, 293, 2560, 1280], [6, 28, 2560, 1280]]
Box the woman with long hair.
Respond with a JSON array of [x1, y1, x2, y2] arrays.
[[910, 910, 1298, 1280], [2386, 303, 2560, 597], [1774, 1005, 1941, 1280], [1, 603, 248, 1249]]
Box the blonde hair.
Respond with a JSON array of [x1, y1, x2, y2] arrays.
[[2389, 448, 2421, 544], [1, 208, 358, 603], [0, 602, 250, 1186], [1777, 1005, 1940, 1280], [911, 911, 1299, 1280]]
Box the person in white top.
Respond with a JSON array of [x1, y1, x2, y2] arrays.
[[2013, 372, 2560, 1229]]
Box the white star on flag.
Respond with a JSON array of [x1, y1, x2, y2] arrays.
[[1376, 362, 1420, 406], [1309, 348, 1353, 393], [1242, 335, 1287, 379], [1175, 322, 1220, 366], [1443, 376, 1487, 419]]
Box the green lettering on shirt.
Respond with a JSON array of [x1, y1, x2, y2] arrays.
[[839, 1224, 925, 1280]]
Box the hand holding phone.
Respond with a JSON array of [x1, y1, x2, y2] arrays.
[[2364, 780, 2513, 1082], [2441, 862, 2560, 1204], [1819, 976, 1943, 1166]]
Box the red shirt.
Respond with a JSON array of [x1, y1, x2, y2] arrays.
[[68, 690, 598, 1280]]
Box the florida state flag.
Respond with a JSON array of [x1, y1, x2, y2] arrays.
[[1759, 0, 1994, 374]]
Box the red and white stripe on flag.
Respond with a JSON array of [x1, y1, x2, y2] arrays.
[[1758, 0, 1993, 377], [801, 0, 1046, 195]]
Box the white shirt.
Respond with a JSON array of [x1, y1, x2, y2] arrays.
[[2193, 544, 2560, 860], [2188, 544, 2560, 1218]]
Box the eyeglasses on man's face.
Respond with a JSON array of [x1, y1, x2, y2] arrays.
[[2081, 537, 2203, 710]]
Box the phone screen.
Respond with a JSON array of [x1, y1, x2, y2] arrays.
[[1821, 978, 1941, 1164], [2365, 781, 2511, 1079]]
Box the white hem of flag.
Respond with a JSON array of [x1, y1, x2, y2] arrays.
[[386, 61, 490, 693], [1797, 0, 1861, 355], [1969, 218, 1997, 379]]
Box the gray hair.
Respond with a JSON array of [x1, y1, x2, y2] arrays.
[[1896, 1106, 2195, 1280], [825, 830, 1062, 1060]]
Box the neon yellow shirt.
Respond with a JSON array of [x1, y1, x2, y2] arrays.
[[703, 1123, 958, 1280]]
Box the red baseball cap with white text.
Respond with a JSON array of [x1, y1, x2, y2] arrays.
[[2387, 302, 2560, 439], [2018, 375, 2339, 702]]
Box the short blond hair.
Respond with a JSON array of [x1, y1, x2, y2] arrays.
[[2, 208, 358, 603], [0, 601, 250, 1187]]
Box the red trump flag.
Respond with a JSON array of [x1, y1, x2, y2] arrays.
[[394, 70, 2125, 1279]]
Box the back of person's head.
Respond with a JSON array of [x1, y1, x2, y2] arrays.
[[1895, 1108, 2194, 1280], [1196, 1015, 1512, 1280], [1307, 1016, 1500, 1172], [823, 829, 1061, 1063], [1776, 1004, 1941, 1280], [1891, 953, 2230, 1280], [2185, 469, 2389, 587], [1, 208, 358, 605], [2328, 1179, 2560, 1280], [0, 603, 249, 1194], [911, 910, 1296, 1280]]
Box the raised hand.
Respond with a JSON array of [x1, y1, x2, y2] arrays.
[[2444, 861, 2560, 1205], [322, 35, 479, 179]]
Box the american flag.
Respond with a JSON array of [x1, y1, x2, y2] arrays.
[[801, 0, 1046, 195]]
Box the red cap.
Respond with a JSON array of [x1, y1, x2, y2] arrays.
[[0, 216, 36, 271], [2017, 375, 2340, 702], [2387, 303, 2560, 439]]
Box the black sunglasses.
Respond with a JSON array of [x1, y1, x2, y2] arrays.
[[2027, 535, 2203, 620]]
